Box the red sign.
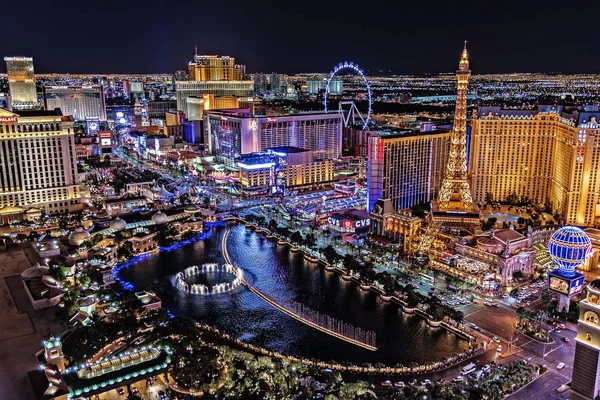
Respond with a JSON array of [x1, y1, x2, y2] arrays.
[[0, 116, 17, 123], [344, 220, 352, 229], [99, 131, 112, 138]]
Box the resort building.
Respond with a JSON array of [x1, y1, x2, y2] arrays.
[[470, 104, 600, 226], [369, 198, 421, 252], [366, 128, 451, 211], [205, 109, 343, 168], [448, 228, 536, 286], [237, 147, 333, 195], [0, 108, 81, 216], [43, 86, 107, 121]]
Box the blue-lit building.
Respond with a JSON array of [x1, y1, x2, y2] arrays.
[[237, 147, 333, 196], [182, 119, 203, 145], [367, 127, 451, 212]]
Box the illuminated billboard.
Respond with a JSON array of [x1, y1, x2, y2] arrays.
[[271, 166, 285, 196], [548, 270, 585, 297]]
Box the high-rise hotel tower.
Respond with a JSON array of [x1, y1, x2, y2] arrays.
[[470, 105, 600, 226], [0, 108, 81, 216], [4, 56, 38, 110]]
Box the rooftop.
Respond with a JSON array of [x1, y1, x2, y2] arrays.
[[374, 127, 451, 139], [61, 347, 171, 398], [268, 146, 309, 154], [15, 109, 64, 117]]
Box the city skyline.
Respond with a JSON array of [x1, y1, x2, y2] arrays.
[[3, 0, 600, 75], [2, 5, 600, 399]]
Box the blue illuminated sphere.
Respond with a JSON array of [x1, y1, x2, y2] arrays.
[[548, 226, 592, 277]]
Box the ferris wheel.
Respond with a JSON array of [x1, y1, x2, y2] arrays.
[[324, 61, 372, 130]]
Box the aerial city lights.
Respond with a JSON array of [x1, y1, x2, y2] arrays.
[[2, 4, 600, 399]]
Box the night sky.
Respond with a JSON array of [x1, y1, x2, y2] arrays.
[[3, 0, 599, 75]]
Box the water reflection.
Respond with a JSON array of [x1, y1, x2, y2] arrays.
[[117, 223, 468, 365]]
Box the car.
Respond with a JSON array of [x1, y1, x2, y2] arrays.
[[497, 345, 503, 353], [482, 364, 491, 373], [410, 379, 418, 385], [493, 303, 500, 308], [421, 379, 431, 386], [453, 376, 463, 383], [557, 362, 565, 370], [436, 379, 446, 384], [394, 381, 405, 388], [557, 384, 569, 393], [558, 323, 566, 329], [562, 337, 570, 343], [493, 336, 500, 343], [470, 323, 480, 330], [381, 380, 392, 387]]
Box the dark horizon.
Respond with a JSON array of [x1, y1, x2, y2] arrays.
[[3, 0, 600, 75]]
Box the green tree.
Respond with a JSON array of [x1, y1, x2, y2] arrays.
[[118, 241, 134, 259], [290, 231, 303, 245]]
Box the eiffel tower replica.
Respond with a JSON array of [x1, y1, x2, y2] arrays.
[[417, 42, 480, 254]]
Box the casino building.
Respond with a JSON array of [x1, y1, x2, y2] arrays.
[[367, 127, 451, 212], [43, 86, 107, 121], [205, 109, 343, 168], [237, 147, 333, 195], [0, 108, 81, 217], [4, 56, 39, 110], [470, 105, 600, 226]]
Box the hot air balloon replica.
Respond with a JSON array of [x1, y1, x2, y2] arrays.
[[547, 226, 592, 311]]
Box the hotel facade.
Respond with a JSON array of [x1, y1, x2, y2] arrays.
[[470, 105, 600, 226], [0, 108, 81, 216], [43, 85, 107, 121], [204, 109, 343, 168], [4, 56, 38, 109], [367, 128, 451, 211]]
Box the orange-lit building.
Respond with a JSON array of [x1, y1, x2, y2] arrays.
[[470, 105, 600, 226]]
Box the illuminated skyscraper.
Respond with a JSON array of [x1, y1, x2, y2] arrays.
[[470, 105, 600, 226], [0, 108, 81, 215], [176, 81, 254, 111], [234, 64, 246, 81], [43, 86, 107, 121], [188, 54, 235, 81], [253, 73, 268, 95], [270, 73, 284, 94], [367, 129, 451, 211], [4, 56, 38, 110]]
